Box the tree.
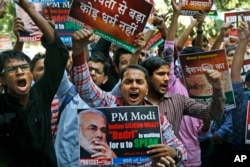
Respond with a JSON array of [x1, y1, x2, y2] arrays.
[[215, 0, 250, 11], [0, 1, 15, 41]]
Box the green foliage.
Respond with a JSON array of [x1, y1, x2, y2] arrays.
[[0, 1, 15, 41], [215, 0, 250, 11]]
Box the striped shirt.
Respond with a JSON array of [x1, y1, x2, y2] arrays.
[[156, 40, 226, 135], [72, 54, 187, 166], [51, 95, 59, 142]]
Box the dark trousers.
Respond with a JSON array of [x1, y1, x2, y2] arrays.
[[211, 141, 232, 167], [200, 139, 213, 167]]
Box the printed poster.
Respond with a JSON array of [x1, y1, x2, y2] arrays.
[[245, 101, 250, 144], [181, 0, 214, 16], [145, 30, 164, 51], [224, 10, 250, 36], [179, 49, 235, 109], [43, 0, 81, 45], [78, 106, 162, 166], [224, 11, 250, 79], [15, 2, 43, 42], [67, 0, 153, 53]]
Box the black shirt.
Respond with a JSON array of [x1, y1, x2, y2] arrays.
[[0, 34, 68, 167]]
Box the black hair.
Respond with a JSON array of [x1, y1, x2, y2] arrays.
[[119, 64, 149, 83], [140, 56, 170, 76], [88, 51, 110, 76], [30, 52, 45, 72], [0, 50, 31, 92], [113, 47, 132, 68], [0, 50, 31, 75], [179, 46, 204, 55]]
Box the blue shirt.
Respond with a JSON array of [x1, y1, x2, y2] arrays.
[[232, 81, 250, 151], [54, 71, 90, 167], [211, 108, 233, 143]]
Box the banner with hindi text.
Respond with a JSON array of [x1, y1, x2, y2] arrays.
[[67, 0, 153, 53], [181, 0, 214, 16], [179, 49, 235, 109]]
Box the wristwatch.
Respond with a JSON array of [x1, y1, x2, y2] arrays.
[[175, 149, 181, 160]]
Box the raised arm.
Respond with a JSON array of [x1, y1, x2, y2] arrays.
[[15, 0, 54, 42], [211, 22, 232, 50], [194, 11, 206, 49], [12, 17, 24, 51], [72, 29, 116, 107], [130, 32, 146, 64], [231, 16, 250, 82], [176, 11, 205, 51], [175, 17, 196, 51], [167, 0, 181, 41]]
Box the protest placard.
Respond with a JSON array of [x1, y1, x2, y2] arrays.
[[43, 0, 81, 45], [15, 2, 43, 42], [181, 0, 214, 16], [67, 0, 153, 53], [224, 10, 250, 36], [179, 49, 235, 109], [78, 106, 162, 166], [145, 30, 164, 51]]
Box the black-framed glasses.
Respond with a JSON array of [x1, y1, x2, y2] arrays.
[[1, 64, 30, 75], [88, 66, 104, 75]]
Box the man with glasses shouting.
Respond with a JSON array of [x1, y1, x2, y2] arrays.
[[0, 0, 68, 167]]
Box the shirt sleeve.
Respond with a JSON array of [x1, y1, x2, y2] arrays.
[[215, 109, 233, 139], [72, 53, 116, 107], [163, 40, 176, 91], [160, 114, 187, 166], [36, 33, 68, 104], [206, 88, 226, 120]]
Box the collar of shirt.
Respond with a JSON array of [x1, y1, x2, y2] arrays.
[[144, 93, 172, 105]]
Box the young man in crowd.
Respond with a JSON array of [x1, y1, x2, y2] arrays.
[[0, 0, 68, 166], [71, 28, 187, 166], [230, 15, 250, 154], [87, 52, 111, 91], [11, 12, 91, 166]]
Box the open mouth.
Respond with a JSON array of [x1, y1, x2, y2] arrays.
[[17, 79, 27, 87], [160, 84, 167, 90], [129, 92, 139, 102]]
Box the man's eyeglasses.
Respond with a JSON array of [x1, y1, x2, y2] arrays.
[[88, 66, 104, 75], [1, 64, 30, 75]]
